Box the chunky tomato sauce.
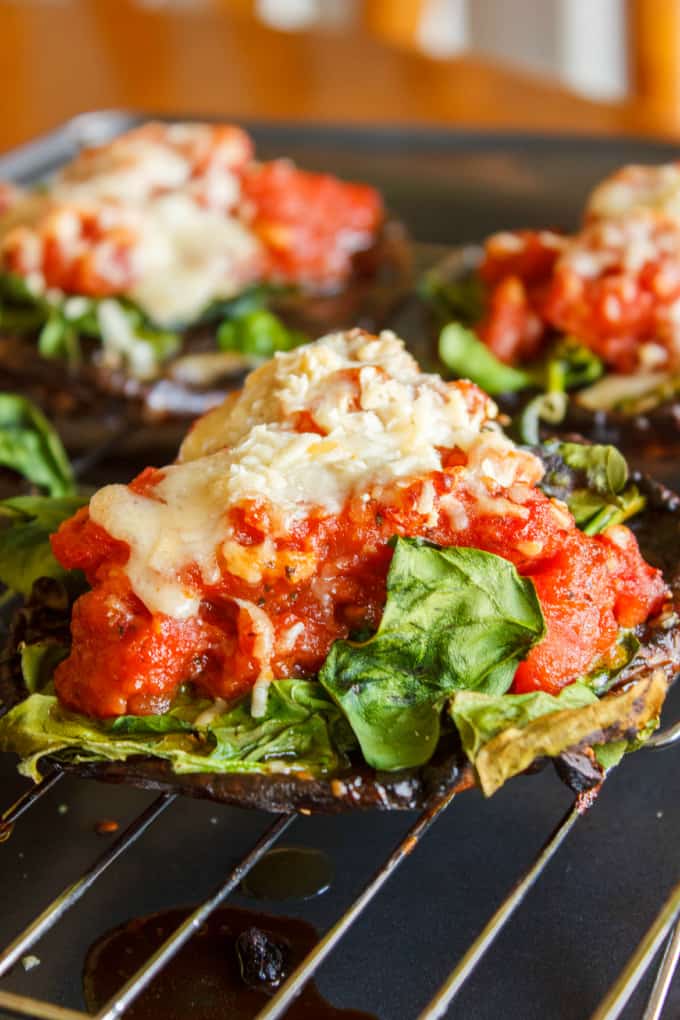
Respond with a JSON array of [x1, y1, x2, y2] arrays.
[[478, 216, 680, 372], [1, 122, 383, 300], [241, 161, 383, 289], [51, 465, 666, 718]]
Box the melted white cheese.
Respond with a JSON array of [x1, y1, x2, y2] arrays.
[[587, 163, 680, 223], [56, 137, 191, 204], [90, 330, 543, 629], [126, 194, 261, 325], [0, 124, 261, 327]]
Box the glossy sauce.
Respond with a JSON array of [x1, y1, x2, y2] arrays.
[[240, 847, 334, 901], [83, 906, 377, 1020]]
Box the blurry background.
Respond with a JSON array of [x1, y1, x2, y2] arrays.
[[0, 0, 679, 150]]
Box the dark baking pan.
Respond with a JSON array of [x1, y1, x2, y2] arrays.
[[0, 116, 678, 1020]]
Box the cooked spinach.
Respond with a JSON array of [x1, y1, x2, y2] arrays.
[[0, 496, 86, 597], [449, 672, 664, 795], [538, 439, 645, 534], [0, 680, 357, 782], [320, 538, 545, 770], [0, 394, 76, 497], [420, 267, 486, 326], [218, 309, 307, 359], [439, 323, 532, 395]]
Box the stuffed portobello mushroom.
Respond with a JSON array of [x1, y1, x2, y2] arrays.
[[0, 330, 677, 813], [422, 161, 680, 466], [0, 122, 410, 450]]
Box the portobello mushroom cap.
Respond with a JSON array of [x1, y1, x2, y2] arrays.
[[1, 474, 678, 813]]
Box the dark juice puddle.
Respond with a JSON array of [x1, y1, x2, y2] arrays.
[[241, 847, 334, 901], [83, 906, 376, 1020]]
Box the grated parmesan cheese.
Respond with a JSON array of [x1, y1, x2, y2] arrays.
[[587, 162, 680, 224], [89, 332, 544, 673]]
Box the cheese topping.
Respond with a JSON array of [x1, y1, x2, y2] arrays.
[[558, 210, 680, 280], [0, 121, 381, 328], [587, 162, 680, 223], [0, 191, 261, 327], [89, 330, 544, 624], [123, 194, 261, 325], [0, 123, 254, 327]]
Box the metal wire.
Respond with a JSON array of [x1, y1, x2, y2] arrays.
[[642, 920, 680, 1020], [0, 792, 176, 978], [0, 990, 88, 1020], [646, 720, 680, 751], [254, 783, 460, 1020], [0, 770, 64, 840], [416, 795, 588, 1020], [0, 693, 676, 1018], [591, 881, 680, 1020], [93, 812, 295, 1020], [0, 776, 677, 1019]]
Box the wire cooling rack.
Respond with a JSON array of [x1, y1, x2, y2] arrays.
[[0, 712, 677, 1020], [0, 426, 679, 1020]]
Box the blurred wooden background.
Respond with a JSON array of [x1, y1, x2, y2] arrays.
[[1, 0, 680, 152]]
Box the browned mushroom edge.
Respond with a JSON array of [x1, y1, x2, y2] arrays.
[[0, 473, 677, 814]]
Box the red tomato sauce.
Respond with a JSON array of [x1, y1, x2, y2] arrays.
[[477, 217, 680, 372], [51, 467, 666, 718], [241, 160, 383, 289], [1, 126, 383, 300]]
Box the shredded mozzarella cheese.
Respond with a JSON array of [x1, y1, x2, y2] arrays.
[[89, 331, 544, 627]]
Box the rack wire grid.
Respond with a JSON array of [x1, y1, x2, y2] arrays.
[[0, 378, 678, 1020], [0, 702, 676, 1020]]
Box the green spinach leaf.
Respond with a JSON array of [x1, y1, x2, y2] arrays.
[[449, 682, 597, 762], [37, 312, 80, 363], [438, 322, 532, 395], [543, 336, 603, 392], [593, 717, 658, 769], [320, 539, 545, 770], [420, 266, 486, 326], [0, 495, 86, 596], [0, 680, 357, 782], [0, 394, 76, 497], [580, 631, 641, 695], [450, 672, 664, 795], [538, 439, 645, 534], [20, 640, 69, 694], [218, 309, 307, 359]]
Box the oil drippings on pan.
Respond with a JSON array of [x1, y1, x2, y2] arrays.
[[240, 846, 334, 901], [83, 906, 377, 1020]]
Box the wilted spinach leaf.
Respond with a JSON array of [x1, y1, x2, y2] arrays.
[[320, 539, 545, 770], [420, 267, 487, 326], [0, 394, 75, 497], [0, 495, 86, 596], [543, 337, 603, 392], [218, 309, 307, 359], [438, 323, 531, 395], [20, 640, 69, 694], [449, 682, 597, 762], [0, 680, 357, 782], [450, 672, 665, 795], [538, 439, 645, 534]]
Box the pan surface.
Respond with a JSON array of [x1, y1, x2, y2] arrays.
[[0, 117, 678, 1020]]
